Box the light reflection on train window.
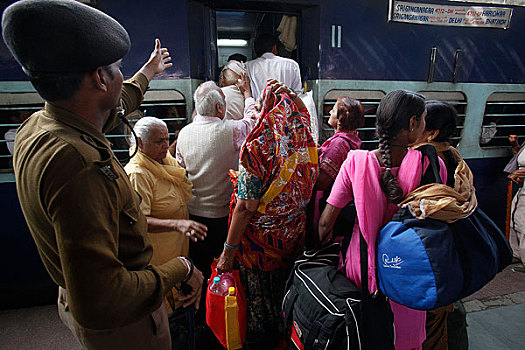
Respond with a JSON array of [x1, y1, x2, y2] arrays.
[[322, 90, 385, 150], [480, 92, 525, 149]]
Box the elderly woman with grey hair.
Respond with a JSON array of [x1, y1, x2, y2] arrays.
[[124, 117, 207, 340]]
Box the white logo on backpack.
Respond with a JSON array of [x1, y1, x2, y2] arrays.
[[382, 254, 404, 269]]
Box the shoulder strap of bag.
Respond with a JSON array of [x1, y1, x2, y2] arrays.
[[416, 144, 442, 185], [359, 229, 370, 299], [340, 135, 355, 150]]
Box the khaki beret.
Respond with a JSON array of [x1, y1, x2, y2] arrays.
[[1, 0, 130, 75]]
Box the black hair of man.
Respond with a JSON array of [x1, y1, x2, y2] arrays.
[[27, 71, 86, 102], [254, 33, 277, 58], [27, 64, 114, 102], [227, 53, 247, 63]]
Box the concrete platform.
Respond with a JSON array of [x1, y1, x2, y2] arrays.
[[2, 264, 525, 349], [467, 303, 525, 350], [462, 263, 525, 313], [0, 304, 80, 350]]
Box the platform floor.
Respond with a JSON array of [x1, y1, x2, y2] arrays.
[[2, 264, 525, 349], [0, 303, 80, 350], [467, 303, 525, 350]]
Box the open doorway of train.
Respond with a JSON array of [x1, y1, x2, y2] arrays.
[[215, 10, 301, 78]]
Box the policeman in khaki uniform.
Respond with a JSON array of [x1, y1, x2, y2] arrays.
[[1, 1, 204, 349]]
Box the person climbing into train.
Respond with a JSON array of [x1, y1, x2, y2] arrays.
[[245, 33, 303, 100], [220, 60, 250, 121], [306, 96, 364, 247]]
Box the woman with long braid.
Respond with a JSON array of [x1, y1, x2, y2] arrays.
[[319, 90, 447, 349]]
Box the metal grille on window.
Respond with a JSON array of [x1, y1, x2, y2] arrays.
[[479, 92, 525, 149], [321, 90, 384, 150]]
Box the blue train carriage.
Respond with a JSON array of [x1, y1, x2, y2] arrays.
[[0, 0, 524, 309]]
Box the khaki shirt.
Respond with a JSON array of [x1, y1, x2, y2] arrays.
[[13, 73, 187, 330]]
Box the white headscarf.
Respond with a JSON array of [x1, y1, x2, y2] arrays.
[[223, 60, 246, 76]]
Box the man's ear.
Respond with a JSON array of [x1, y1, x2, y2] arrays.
[[137, 137, 144, 150], [217, 102, 225, 117], [93, 67, 108, 92]]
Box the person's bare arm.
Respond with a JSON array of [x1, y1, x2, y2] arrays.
[[508, 168, 525, 183], [318, 203, 343, 243], [146, 216, 207, 242], [138, 39, 173, 82], [216, 198, 259, 273], [315, 169, 333, 191]]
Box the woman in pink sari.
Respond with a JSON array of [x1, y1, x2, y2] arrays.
[[318, 97, 363, 187], [310, 97, 363, 240], [319, 90, 447, 349]]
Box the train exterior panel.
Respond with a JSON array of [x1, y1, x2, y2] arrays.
[[0, 0, 524, 309]]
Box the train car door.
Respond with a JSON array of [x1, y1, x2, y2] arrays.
[[191, 0, 321, 90]]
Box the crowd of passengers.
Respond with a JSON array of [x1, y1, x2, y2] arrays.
[[125, 34, 473, 349], [6, 1, 521, 350]]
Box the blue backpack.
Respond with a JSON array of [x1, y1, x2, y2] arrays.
[[376, 145, 512, 310]]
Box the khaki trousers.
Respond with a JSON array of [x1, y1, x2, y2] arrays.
[[58, 287, 171, 350]]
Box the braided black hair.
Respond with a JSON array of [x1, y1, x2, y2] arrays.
[[376, 90, 425, 203]]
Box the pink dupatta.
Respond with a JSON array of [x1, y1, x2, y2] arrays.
[[327, 149, 447, 349]]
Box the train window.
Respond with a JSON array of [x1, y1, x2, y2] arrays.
[[322, 90, 385, 150], [0, 90, 187, 169], [0, 93, 44, 171], [479, 92, 525, 149], [107, 89, 187, 165], [417, 91, 467, 148]]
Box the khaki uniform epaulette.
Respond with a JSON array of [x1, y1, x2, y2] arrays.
[[79, 134, 120, 182], [42, 119, 121, 184]]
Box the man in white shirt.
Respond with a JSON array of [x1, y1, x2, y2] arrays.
[[246, 33, 302, 100], [176, 78, 255, 281]]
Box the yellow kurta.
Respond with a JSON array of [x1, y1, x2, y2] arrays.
[[126, 151, 192, 312]]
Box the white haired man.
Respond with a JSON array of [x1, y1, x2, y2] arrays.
[[176, 79, 255, 282], [175, 79, 255, 347]]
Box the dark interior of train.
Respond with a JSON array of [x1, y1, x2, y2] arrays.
[[216, 11, 299, 68]]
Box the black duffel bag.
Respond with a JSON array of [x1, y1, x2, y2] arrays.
[[283, 237, 395, 350]]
